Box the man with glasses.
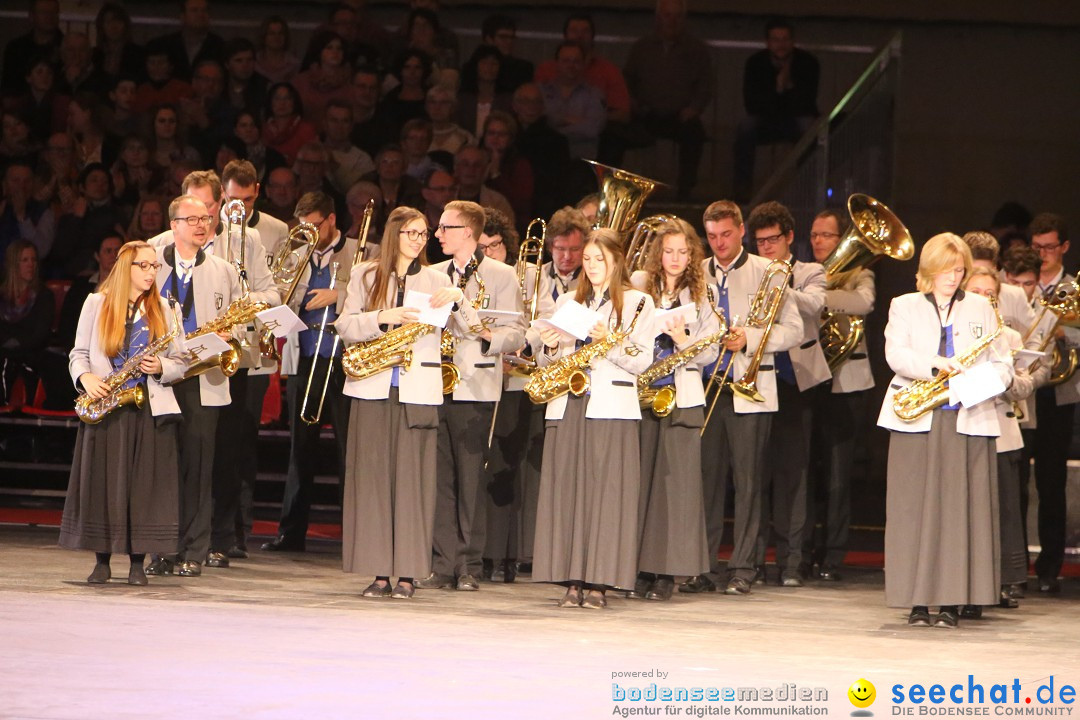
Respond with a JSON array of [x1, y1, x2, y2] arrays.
[[262, 192, 355, 553], [149, 195, 241, 578], [749, 201, 827, 587], [453, 146, 515, 228], [417, 200, 525, 591], [420, 167, 457, 261]]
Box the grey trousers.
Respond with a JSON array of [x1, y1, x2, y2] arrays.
[[172, 377, 219, 563]]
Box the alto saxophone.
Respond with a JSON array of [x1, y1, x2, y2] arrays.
[[177, 295, 271, 380], [75, 303, 183, 424], [341, 321, 436, 380], [525, 297, 646, 405], [892, 295, 1004, 421], [637, 325, 728, 417]]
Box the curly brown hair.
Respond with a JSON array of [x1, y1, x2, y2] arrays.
[[642, 218, 706, 307]]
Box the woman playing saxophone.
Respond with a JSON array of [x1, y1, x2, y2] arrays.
[[60, 241, 186, 586], [877, 233, 1013, 629]]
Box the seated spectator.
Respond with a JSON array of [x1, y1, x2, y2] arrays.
[[262, 82, 318, 166], [179, 59, 234, 164], [0, 161, 56, 261], [255, 16, 301, 85], [294, 30, 354, 129], [36, 132, 78, 211], [52, 162, 126, 277], [401, 118, 438, 181], [105, 76, 140, 139], [92, 3, 146, 81], [57, 233, 122, 347], [383, 50, 433, 130], [481, 15, 534, 94], [402, 8, 458, 88], [67, 93, 119, 171], [1, 0, 63, 103], [419, 167, 456, 238], [212, 136, 248, 177], [734, 18, 819, 201], [511, 82, 578, 219], [478, 206, 519, 265], [147, 104, 200, 173], [9, 55, 69, 144], [294, 141, 349, 232], [539, 42, 606, 160], [232, 110, 287, 185], [453, 145, 514, 227], [624, 0, 713, 200], [111, 135, 163, 212], [134, 41, 193, 114], [223, 38, 269, 114], [0, 111, 39, 162], [160, 159, 199, 202], [481, 111, 533, 228], [322, 101, 374, 195], [148, 0, 224, 83], [426, 85, 474, 156], [349, 66, 397, 158], [57, 33, 109, 98], [126, 195, 168, 241], [0, 240, 68, 409], [458, 45, 512, 139], [260, 167, 300, 227], [360, 145, 423, 218], [344, 180, 384, 257]]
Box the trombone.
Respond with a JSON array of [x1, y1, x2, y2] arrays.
[[224, 199, 250, 297], [516, 218, 545, 323]]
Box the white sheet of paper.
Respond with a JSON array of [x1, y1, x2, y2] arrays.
[[533, 300, 603, 341], [403, 289, 452, 329], [477, 309, 522, 328], [183, 332, 232, 361], [653, 303, 696, 335], [256, 305, 307, 338], [1013, 348, 1046, 371], [950, 361, 1007, 409]]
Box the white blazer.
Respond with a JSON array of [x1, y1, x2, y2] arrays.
[[69, 293, 186, 416], [334, 260, 481, 405], [785, 259, 831, 391], [700, 252, 804, 414], [537, 288, 656, 421], [629, 271, 720, 409], [995, 326, 1040, 453], [877, 290, 1014, 436], [826, 268, 876, 394], [431, 254, 526, 403]]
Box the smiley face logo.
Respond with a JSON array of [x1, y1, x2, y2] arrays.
[[848, 679, 876, 709]]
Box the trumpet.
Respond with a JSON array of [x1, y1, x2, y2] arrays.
[[259, 221, 320, 360], [729, 260, 793, 403]]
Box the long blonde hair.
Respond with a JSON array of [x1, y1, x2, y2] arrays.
[[642, 218, 706, 306], [364, 206, 427, 311], [574, 228, 632, 327], [96, 241, 168, 357]]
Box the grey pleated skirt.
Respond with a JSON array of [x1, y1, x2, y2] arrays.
[[885, 409, 1000, 608], [996, 449, 1028, 586], [342, 389, 438, 580], [59, 404, 180, 554], [532, 394, 641, 590], [637, 406, 710, 576]]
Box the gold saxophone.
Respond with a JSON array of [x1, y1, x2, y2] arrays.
[[525, 297, 646, 405], [892, 295, 1004, 421], [177, 295, 270, 380], [637, 324, 728, 418], [441, 261, 486, 394], [341, 321, 437, 380]]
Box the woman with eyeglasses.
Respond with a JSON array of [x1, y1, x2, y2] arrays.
[[626, 218, 715, 601], [59, 240, 185, 585], [335, 206, 480, 600], [532, 228, 656, 609]]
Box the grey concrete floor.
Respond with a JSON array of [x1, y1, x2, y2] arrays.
[[1, 526, 1077, 720]]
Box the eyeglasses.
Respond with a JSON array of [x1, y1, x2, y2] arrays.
[[480, 238, 504, 251], [173, 215, 213, 226], [132, 261, 163, 272], [809, 231, 840, 241], [755, 233, 787, 246], [400, 229, 427, 241], [437, 224, 466, 233], [1032, 242, 1062, 253]]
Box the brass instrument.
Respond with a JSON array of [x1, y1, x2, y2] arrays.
[[525, 297, 647, 405], [341, 321, 437, 380], [75, 301, 183, 423], [259, 221, 320, 359], [730, 260, 794, 403], [352, 199, 375, 266], [819, 194, 914, 371], [625, 214, 677, 273], [1021, 278, 1080, 385], [637, 310, 728, 417], [585, 160, 662, 236], [224, 199, 250, 296], [441, 260, 486, 394], [176, 295, 271, 380], [508, 219, 547, 379], [892, 295, 1004, 421]]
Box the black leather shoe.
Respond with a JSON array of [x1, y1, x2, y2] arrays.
[[490, 560, 517, 583], [908, 606, 931, 626], [678, 575, 717, 593], [960, 605, 983, 620], [87, 563, 111, 584], [751, 565, 767, 585], [581, 590, 608, 609], [144, 557, 174, 576], [817, 567, 843, 582], [226, 545, 249, 559], [391, 582, 415, 599], [934, 606, 960, 628], [260, 535, 306, 552], [414, 572, 455, 590], [205, 552, 230, 568], [646, 577, 674, 601], [1037, 576, 1061, 593], [1007, 583, 1025, 599], [725, 577, 752, 595], [456, 574, 480, 591], [515, 561, 533, 575], [128, 564, 148, 586], [999, 588, 1019, 609], [176, 561, 202, 577], [361, 581, 391, 598], [627, 575, 652, 599], [558, 586, 582, 608], [780, 572, 804, 588]]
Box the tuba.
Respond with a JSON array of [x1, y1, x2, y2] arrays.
[[585, 160, 662, 236], [625, 214, 678, 273], [730, 260, 793, 403], [819, 194, 915, 371], [259, 221, 320, 359]]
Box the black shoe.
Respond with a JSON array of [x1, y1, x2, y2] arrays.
[[627, 575, 652, 599], [908, 606, 931, 627], [999, 588, 1020, 609], [1037, 576, 1061, 593], [128, 564, 148, 586], [456, 574, 480, 591], [490, 560, 517, 583], [934, 606, 960, 628], [391, 582, 415, 599], [414, 572, 455, 590], [361, 581, 391, 598], [817, 567, 843, 582], [678, 575, 716, 593], [226, 545, 249, 559], [205, 552, 230, 568], [751, 565, 767, 585], [176, 561, 202, 577], [960, 605, 983, 620], [481, 558, 495, 580], [780, 572, 804, 588], [725, 577, 752, 595], [646, 577, 674, 601], [515, 561, 533, 575], [144, 557, 174, 576], [260, 535, 306, 552], [1007, 583, 1025, 599], [87, 563, 111, 584]]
